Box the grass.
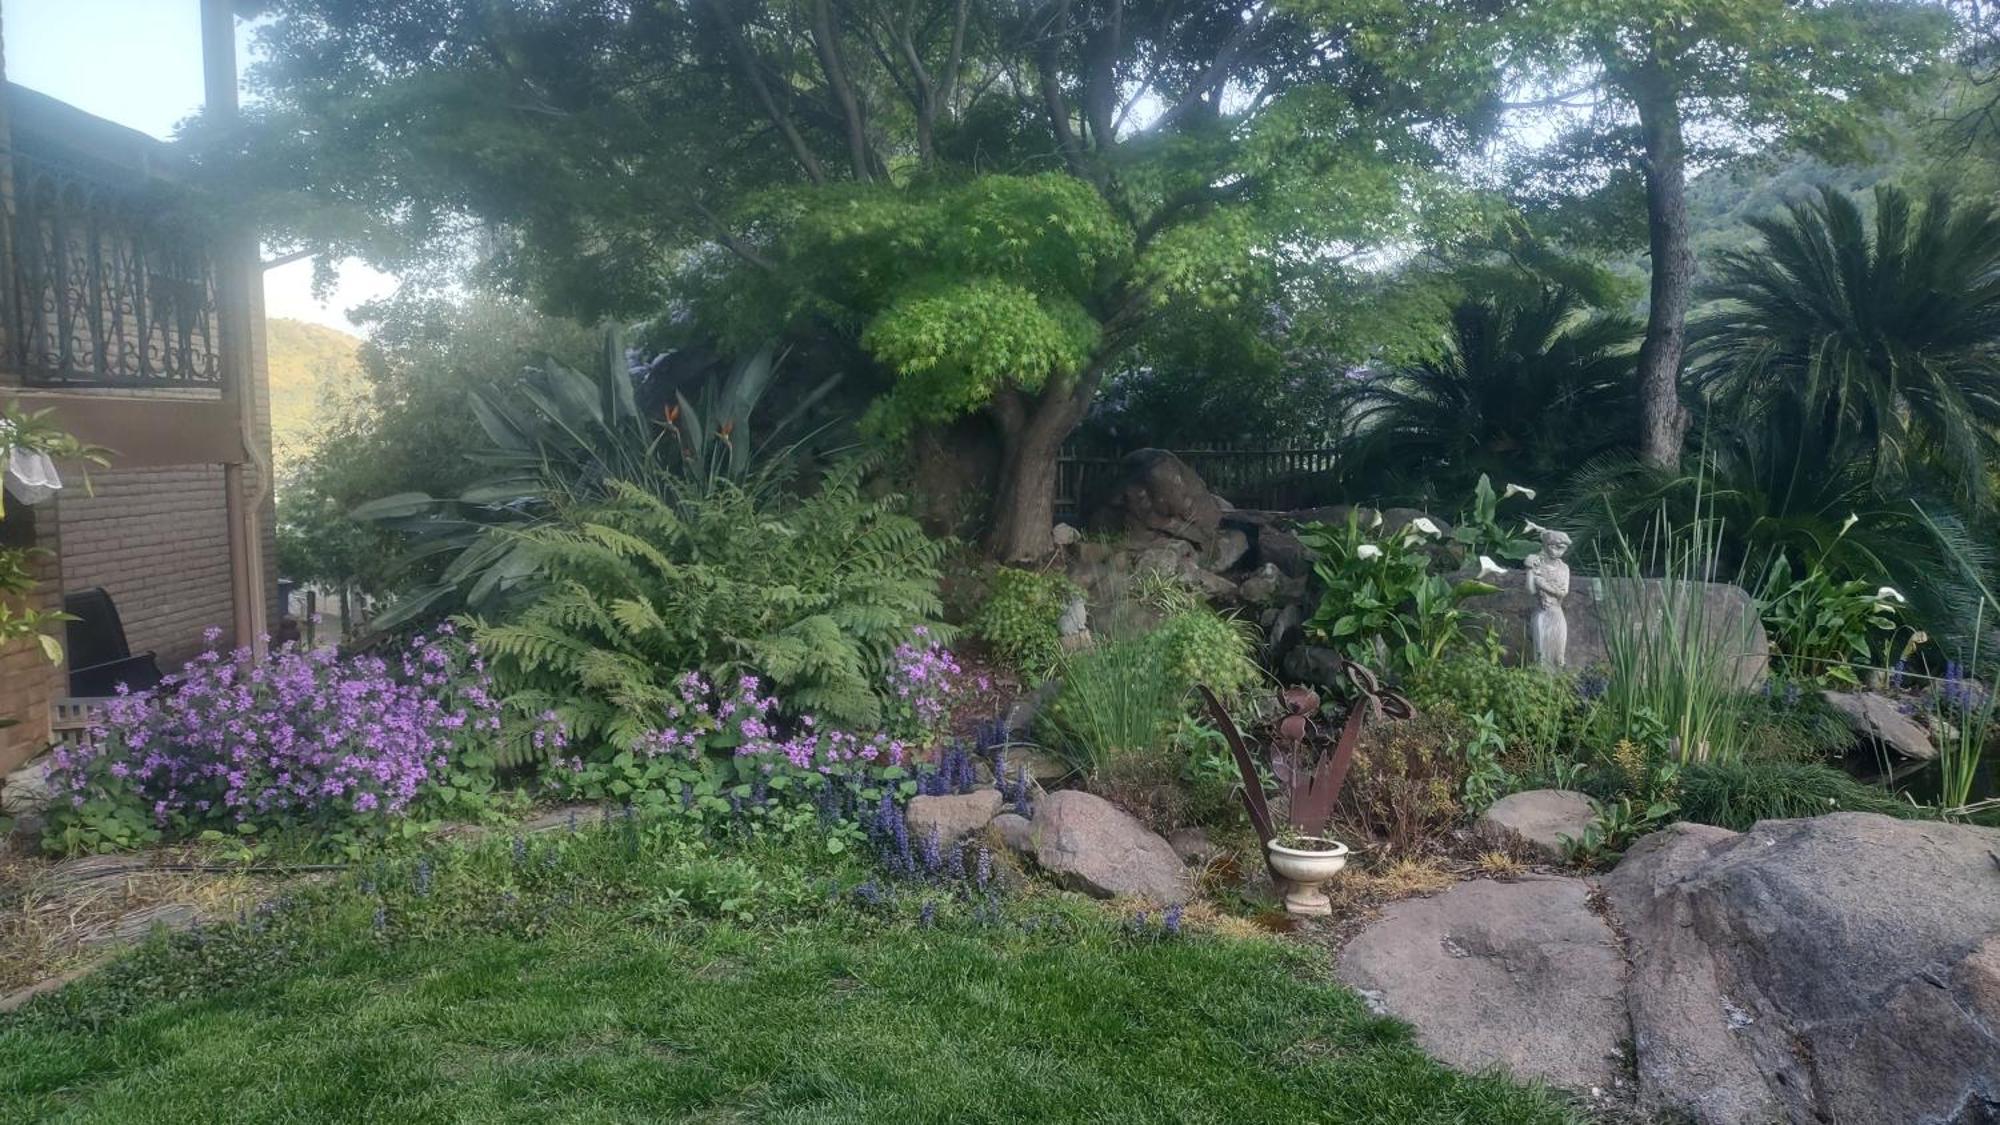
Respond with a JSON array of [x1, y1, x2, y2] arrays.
[[1676, 759, 1926, 831], [0, 815, 1577, 1124]]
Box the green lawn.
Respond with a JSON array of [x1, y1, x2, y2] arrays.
[[0, 820, 1577, 1124]]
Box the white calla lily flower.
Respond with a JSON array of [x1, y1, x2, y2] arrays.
[[1841, 513, 1860, 535], [1523, 519, 1546, 536], [1356, 544, 1383, 561], [1477, 555, 1507, 580], [1876, 586, 1907, 605], [1502, 483, 1537, 501], [1407, 516, 1441, 538]]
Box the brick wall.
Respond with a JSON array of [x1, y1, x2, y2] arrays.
[[0, 504, 61, 772], [57, 466, 236, 670]]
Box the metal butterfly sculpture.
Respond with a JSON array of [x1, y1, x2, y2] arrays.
[[1197, 658, 1414, 854]]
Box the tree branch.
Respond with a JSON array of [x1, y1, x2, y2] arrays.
[[811, 0, 876, 181], [1035, 0, 1089, 178], [707, 0, 827, 185], [1150, 1, 1273, 134]]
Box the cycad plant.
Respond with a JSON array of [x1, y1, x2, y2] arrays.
[[1337, 288, 1638, 505], [1557, 401, 1998, 658], [1692, 184, 2000, 505], [355, 333, 819, 629]]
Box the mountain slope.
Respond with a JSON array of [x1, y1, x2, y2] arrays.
[[264, 318, 367, 474]]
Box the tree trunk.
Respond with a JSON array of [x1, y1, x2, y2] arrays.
[[1632, 64, 1694, 470], [985, 385, 1082, 561]]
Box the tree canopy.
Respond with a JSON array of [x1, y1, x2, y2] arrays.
[[226, 0, 1511, 556]]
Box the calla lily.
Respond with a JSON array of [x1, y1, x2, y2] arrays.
[[1876, 586, 1907, 605], [1356, 544, 1383, 561], [1840, 513, 1860, 535], [1407, 516, 1441, 537], [1502, 483, 1537, 501], [1369, 509, 1385, 529], [1477, 555, 1507, 580]]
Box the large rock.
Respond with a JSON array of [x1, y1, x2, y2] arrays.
[[1822, 690, 1935, 760], [1464, 571, 1770, 688], [1, 756, 54, 817], [1279, 644, 1344, 693], [1084, 449, 1221, 549], [1027, 789, 1190, 904], [906, 789, 1003, 843], [1605, 815, 2000, 1124], [1337, 876, 1629, 1095], [1474, 789, 1598, 860], [1202, 528, 1250, 573]]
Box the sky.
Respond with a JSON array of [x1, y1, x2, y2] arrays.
[[4, 0, 398, 337]]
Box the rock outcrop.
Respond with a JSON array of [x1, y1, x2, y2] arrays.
[[1083, 448, 1222, 549], [1822, 690, 1936, 760], [905, 789, 1003, 843], [1474, 789, 1598, 860], [1337, 876, 1629, 1096], [1025, 789, 1189, 904], [1605, 815, 2000, 1124]]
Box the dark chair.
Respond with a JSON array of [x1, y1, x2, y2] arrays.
[[63, 588, 164, 697]]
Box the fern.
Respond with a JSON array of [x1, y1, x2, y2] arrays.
[[476, 461, 947, 766]]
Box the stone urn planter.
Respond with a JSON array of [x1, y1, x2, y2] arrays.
[[1265, 836, 1350, 916]]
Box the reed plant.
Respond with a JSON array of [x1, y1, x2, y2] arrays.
[[1595, 503, 1762, 766]]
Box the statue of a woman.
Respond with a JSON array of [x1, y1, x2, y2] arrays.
[[1524, 529, 1572, 670]]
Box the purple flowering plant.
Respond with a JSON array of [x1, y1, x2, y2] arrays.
[[43, 626, 504, 854], [880, 628, 966, 746], [547, 669, 921, 846]]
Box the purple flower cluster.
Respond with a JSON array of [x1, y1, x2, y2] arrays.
[[628, 672, 778, 762], [746, 724, 909, 772], [48, 627, 500, 832], [886, 628, 971, 742], [624, 671, 908, 774], [915, 743, 980, 797], [1930, 662, 1991, 718]]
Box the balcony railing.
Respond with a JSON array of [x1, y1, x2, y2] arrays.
[[4, 147, 225, 391]]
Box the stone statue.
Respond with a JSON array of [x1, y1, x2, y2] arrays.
[[1524, 529, 1572, 670]]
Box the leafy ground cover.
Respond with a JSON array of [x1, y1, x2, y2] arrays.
[[0, 817, 1575, 1124]]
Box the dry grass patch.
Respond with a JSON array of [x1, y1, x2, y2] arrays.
[[0, 850, 277, 997]]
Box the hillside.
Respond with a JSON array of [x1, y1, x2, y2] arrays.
[[265, 318, 368, 475]]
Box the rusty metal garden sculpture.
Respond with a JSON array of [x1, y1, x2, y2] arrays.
[[1197, 658, 1414, 857]]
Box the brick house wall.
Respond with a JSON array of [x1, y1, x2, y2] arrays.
[[55, 466, 236, 668], [0, 504, 61, 766]]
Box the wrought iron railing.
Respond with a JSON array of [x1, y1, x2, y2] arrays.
[[3, 149, 224, 390]]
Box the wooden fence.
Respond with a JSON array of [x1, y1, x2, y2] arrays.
[[1056, 443, 1340, 517]]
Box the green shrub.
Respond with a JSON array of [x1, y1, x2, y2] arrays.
[[1039, 602, 1261, 777], [1740, 686, 1857, 761], [1758, 548, 1903, 687], [1298, 510, 1495, 681], [970, 567, 1080, 677], [1676, 759, 1922, 831], [478, 461, 945, 763], [1151, 607, 1262, 703], [1405, 656, 1582, 759]]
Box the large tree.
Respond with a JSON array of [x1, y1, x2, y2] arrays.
[[222, 0, 1500, 559], [1492, 0, 1949, 469]]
